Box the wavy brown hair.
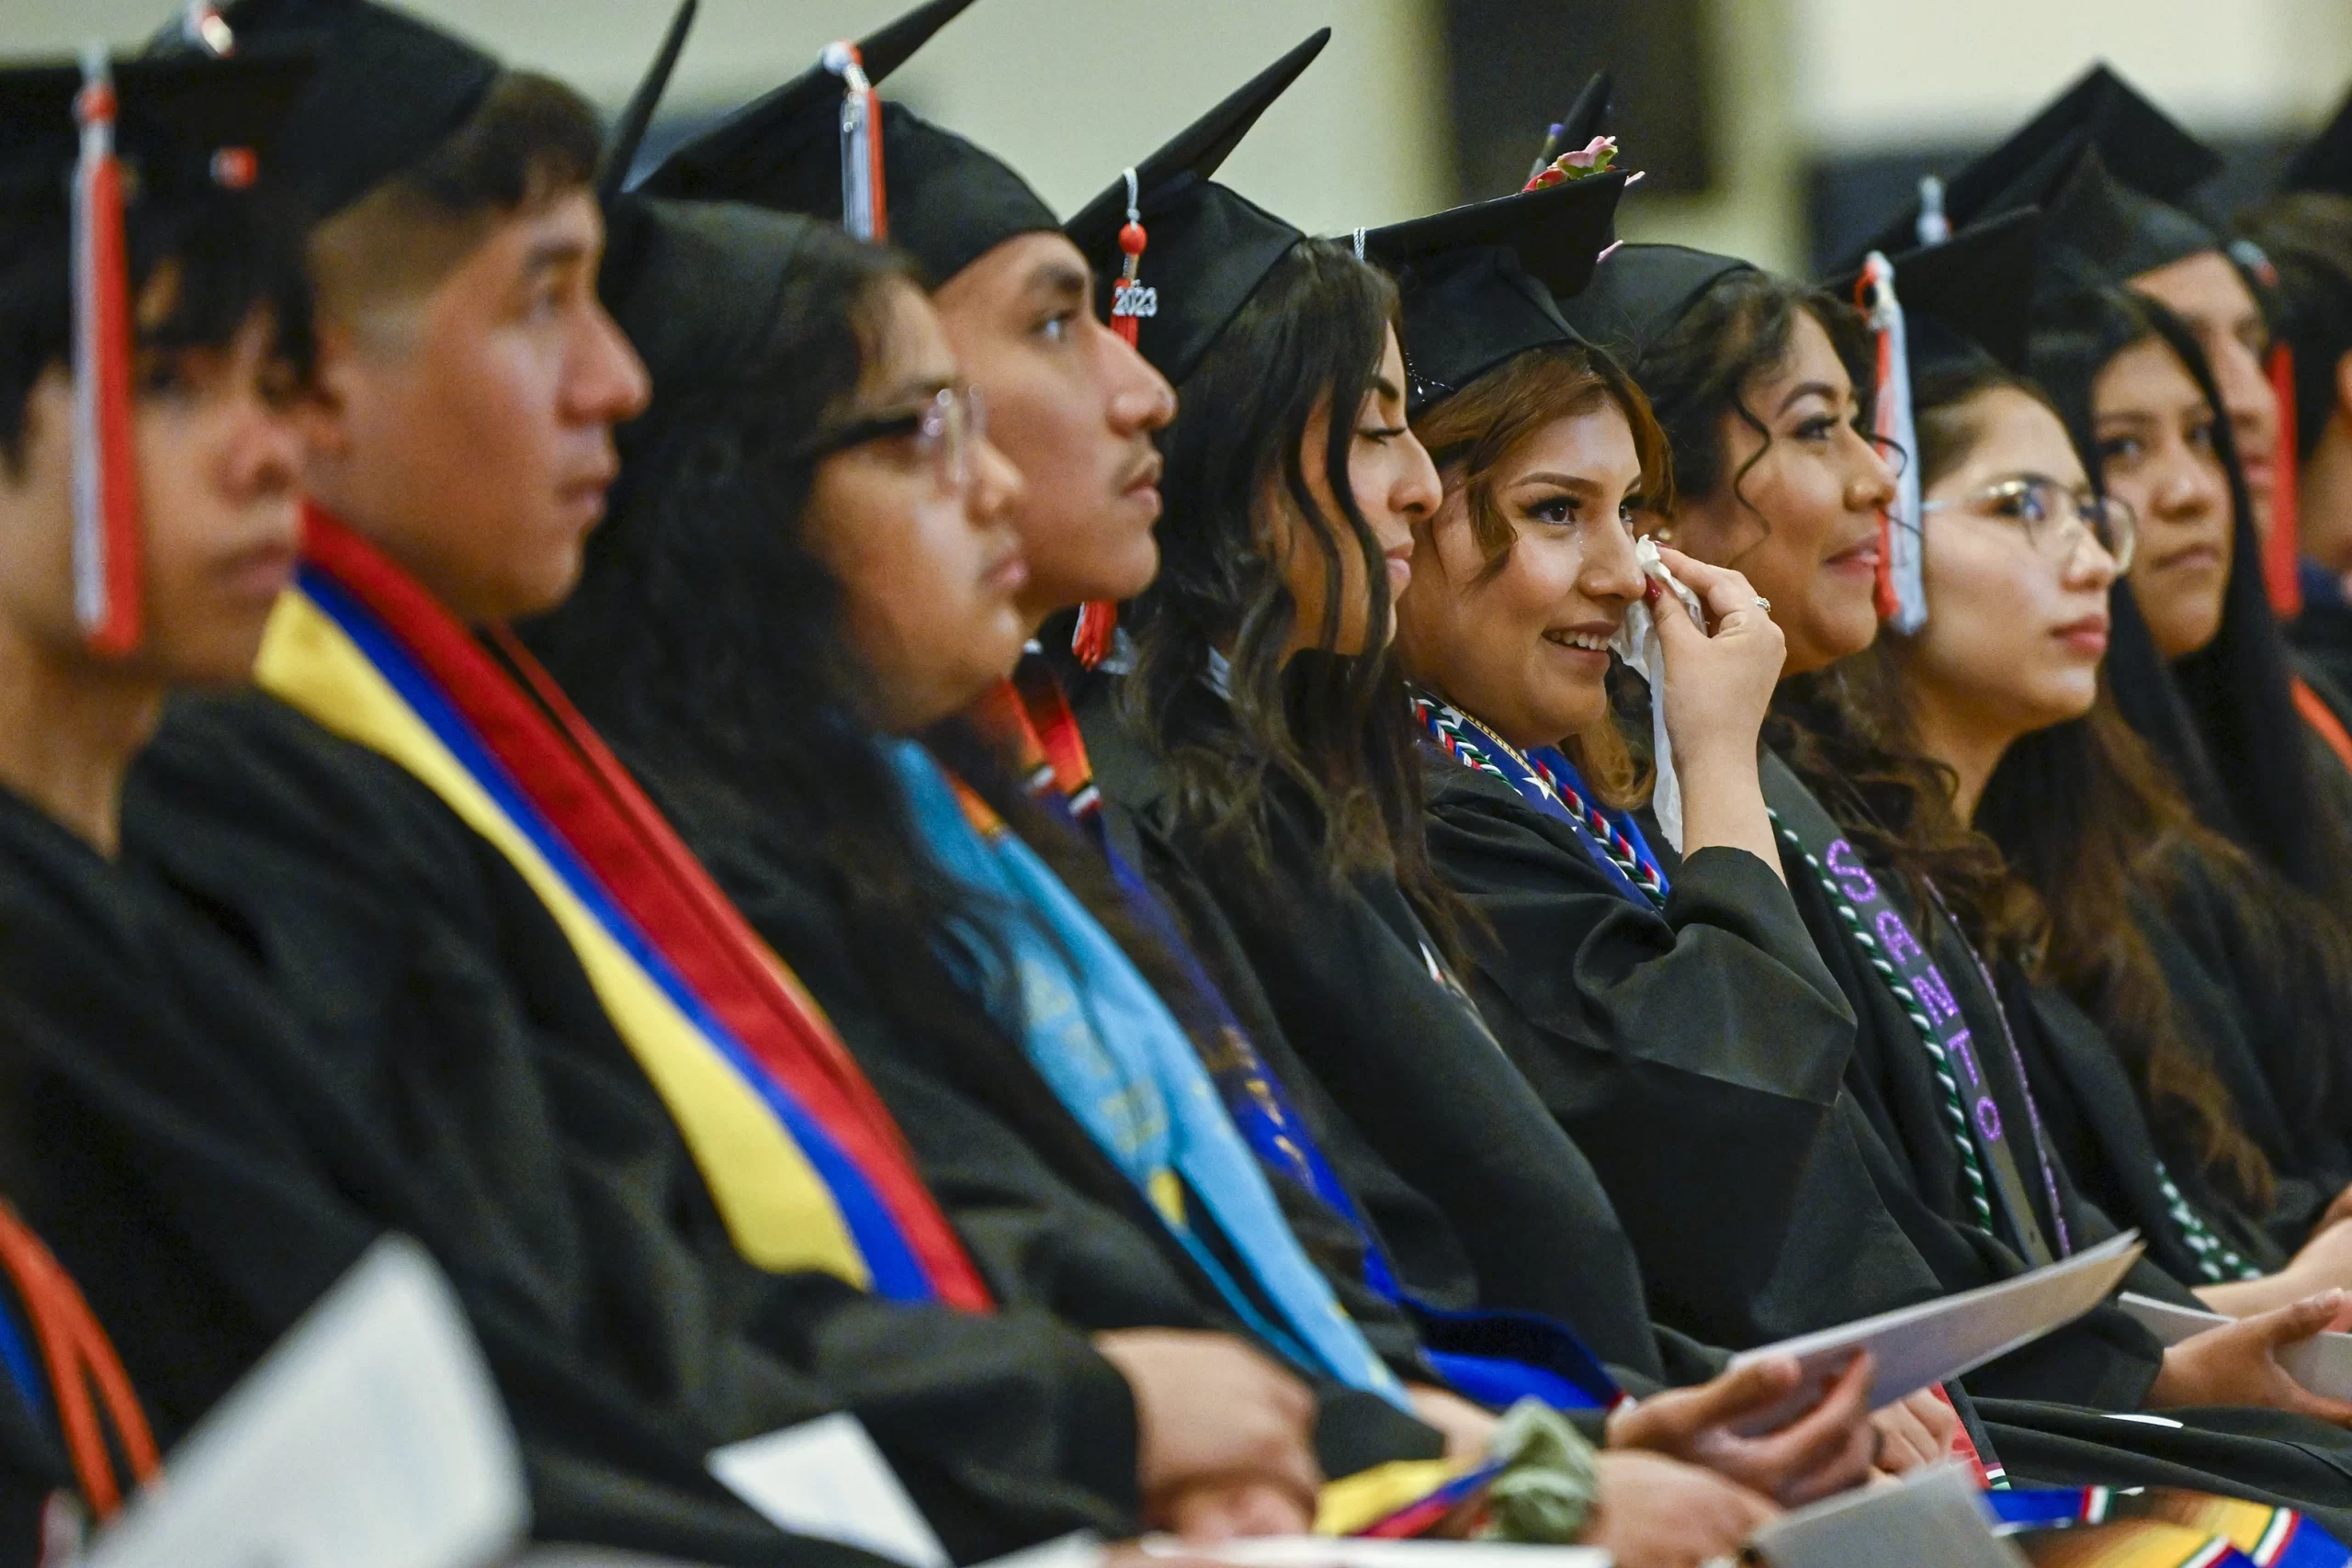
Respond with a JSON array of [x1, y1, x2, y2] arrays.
[[1124, 239, 1465, 939], [1408, 343, 1675, 808]]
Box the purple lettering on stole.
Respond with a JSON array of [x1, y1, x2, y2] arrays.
[[1913, 965, 1962, 1024], [1875, 909, 1922, 964], [1975, 1096, 2003, 1140], [1825, 839, 1878, 903], [1945, 1028, 1983, 1089]]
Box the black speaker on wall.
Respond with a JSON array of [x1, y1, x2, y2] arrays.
[[1440, 0, 1715, 204]]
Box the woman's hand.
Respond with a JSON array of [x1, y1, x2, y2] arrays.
[[1869, 1389, 1961, 1474], [2201, 1223, 2352, 1317], [2147, 1292, 2352, 1422], [1605, 1352, 1876, 1506], [1584, 1450, 1779, 1568], [1407, 1384, 1502, 1461], [1643, 546, 1788, 879], [1648, 546, 1787, 772], [1092, 1329, 1321, 1534]]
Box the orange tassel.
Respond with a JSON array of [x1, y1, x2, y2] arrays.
[[0, 1202, 159, 1519], [1071, 601, 1117, 670], [72, 47, 142, 658], [825, 42, 887, 243], [1110, 169, 1149, 351], [2264, 341, 2303, 620]]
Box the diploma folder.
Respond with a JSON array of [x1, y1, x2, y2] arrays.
[[1725, 1231, 2144, 1431], [86, 1235, 527, 1568]]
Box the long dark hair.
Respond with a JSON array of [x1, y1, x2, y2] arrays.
[[2030, 279, 2352, 903], [521, 215, 1219, 1194], [1905, 357, 2282, 1205], [1122, 239, 1457, 930]]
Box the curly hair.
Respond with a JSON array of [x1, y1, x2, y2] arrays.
[[1634, 268, 1877, 527]]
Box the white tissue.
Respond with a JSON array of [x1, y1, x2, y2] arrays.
[[1610, 536, 1705, 852]]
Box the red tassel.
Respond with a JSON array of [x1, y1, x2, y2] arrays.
[[1071, 601, 1116, 670], [824, 42, 887, 243], [1855, 271, 1900, 623], [72, 48, 142, 659], [1110, 168, 1149, 350], [2264, 341, 2303, 620]]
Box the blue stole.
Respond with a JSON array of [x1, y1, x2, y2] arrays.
[[888, 740, 1405, 1403], [990, 664, 1622, 1409]]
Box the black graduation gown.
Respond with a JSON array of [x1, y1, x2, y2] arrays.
[[2140, 857, 2352, 1244], [1081, 708, 1713, 1390], [0, 1330, 65, 1568], [1753, 751, 2352, 1527], [2021, 951, 2297, 1283], [109, 692, 1148, 1563], [690, 839, 1445, 1479], [1419, 761, 1973, 1349]]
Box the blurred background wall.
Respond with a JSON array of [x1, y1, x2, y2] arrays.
[[19, 0, 2352, 275]]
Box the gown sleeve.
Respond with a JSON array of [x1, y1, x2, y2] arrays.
[[1423, 768, 1860, 1338], [107, 694, 1148, 1562]]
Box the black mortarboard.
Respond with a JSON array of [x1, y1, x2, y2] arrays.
[[599, 197, 826, 411], [1852, 63, 2220, 275], [2285, 81, 2352, 197], [1358, 170, 1629, 412], [1829, 207, 2044, 378], [1065, 29, 1329, 388], [0, 46, 315, 654], [598, 0, 697, 208], [0, 51, 313, 217], [2036, 144, 2218, 283], [1556, 243, 1756, 372], [182, 0, 501, 220], [639, 0, 1057, 285]]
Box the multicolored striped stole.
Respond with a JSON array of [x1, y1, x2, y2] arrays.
[[1995, 1487, 2349, 1568], [257, 507, 990, 1309]]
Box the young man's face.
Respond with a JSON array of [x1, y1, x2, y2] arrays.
[[933, 231, 1176, 627], [0, 310, 306, 686], [306, 187, 650, 624]]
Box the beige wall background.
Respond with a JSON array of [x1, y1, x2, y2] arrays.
[[15, 0, 2352, 273]]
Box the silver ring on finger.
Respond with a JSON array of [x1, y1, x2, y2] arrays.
[[1753, 594, 1771, 612]]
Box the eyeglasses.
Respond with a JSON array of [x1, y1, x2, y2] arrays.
[[805, 385, 988, 495], [1917, 476, 2137, 572]]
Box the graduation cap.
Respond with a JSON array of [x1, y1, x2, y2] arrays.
[[2035, 143, 2220, 283], [1521, 71, 1613, 190], [1065, 29, 1329, 390], [598, 0, 696, 209], [1058, 30, 1326, 667], [639, 0, 1057, 285], [1827, 209, 2045, 633], [1852, 63, 2221, 279], [1829, 207, 2043, 378], [0, 45, 314, 656], [1555, 243, 1756, 372], [1357, 169, 1629, 412], [600, 197, 829, 413], [169, 0, 501, 221], [2285, 80, 2352, 197]]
